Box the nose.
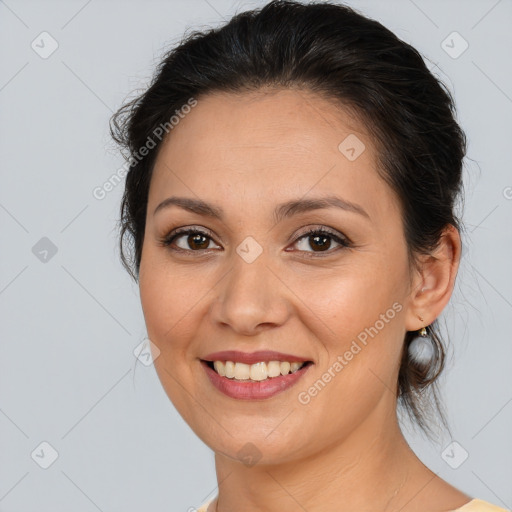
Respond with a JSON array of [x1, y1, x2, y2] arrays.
[[211, 252, 291, 336]]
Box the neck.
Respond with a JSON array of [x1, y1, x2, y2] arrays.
[[212, 405, 433, 512]]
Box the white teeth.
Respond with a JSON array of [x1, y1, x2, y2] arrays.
[[210, 360, 307, 381], [234, 362, 250, 380], [225, 361, 235, 379], [290, 362, 302, 372], [280, 361, 291, 375], [250, 362, 267, 381], [213, 361, 225, 377], [267, 360, 281, 378]]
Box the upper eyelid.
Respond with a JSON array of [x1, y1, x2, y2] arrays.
[[166, 225, 344, 240], [165, 225, 349, 249]]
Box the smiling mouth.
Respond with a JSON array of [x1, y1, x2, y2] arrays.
[[203, 360, 314, 382]]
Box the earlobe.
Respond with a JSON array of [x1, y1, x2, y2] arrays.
[[404, 225, 461, 332]]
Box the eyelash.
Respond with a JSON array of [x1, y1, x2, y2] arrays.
[[159, 226, 352, 257]]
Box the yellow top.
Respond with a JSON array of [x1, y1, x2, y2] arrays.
[[196, 498, 510, 512]]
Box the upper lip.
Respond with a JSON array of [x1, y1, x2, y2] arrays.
[[202, 350, 312, 365]]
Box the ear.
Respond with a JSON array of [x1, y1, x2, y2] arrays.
[[404, 224, 461, 332]]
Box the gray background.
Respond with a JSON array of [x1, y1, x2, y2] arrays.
[[1, 0, 511, 511]]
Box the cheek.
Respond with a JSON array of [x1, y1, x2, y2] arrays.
[[288, 271, 407, 446], [291, 255, 407, 344], [138, 245, 203, 362], [139, 239, 207, 323], [290, 251, 408, 394], [138, 249, 209, 421]]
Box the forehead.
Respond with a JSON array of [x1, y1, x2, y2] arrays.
[[149, 88, 397, 222], [158, 88, 371, 161]]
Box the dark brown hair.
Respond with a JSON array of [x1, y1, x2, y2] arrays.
[[110, 0, 466, 436]]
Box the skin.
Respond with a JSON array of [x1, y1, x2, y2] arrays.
[[138, 89, 469, 512]]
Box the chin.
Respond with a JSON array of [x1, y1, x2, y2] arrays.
[[191, 417, 318, 467]]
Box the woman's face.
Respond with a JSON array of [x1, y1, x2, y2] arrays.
[[139, 89, 419, 464]]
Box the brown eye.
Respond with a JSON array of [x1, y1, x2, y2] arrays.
[[307, 233, 332, 252], [292, 228, 351, 255], [162, 228, 220, 252], [186, 232, 210, 250]]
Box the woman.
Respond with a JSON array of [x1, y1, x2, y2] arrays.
[[110, 1, 508, 511]]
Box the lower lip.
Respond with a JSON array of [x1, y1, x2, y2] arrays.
[[201, 361, 312, 400]]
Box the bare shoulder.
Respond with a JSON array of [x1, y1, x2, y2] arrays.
[[398, 472, 472, 512], [425, 474, 473, 511]]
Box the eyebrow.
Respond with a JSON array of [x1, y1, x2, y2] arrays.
[[153, 195, 370, 222]]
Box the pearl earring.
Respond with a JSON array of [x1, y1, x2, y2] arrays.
[[408, 318, 434, 365]]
